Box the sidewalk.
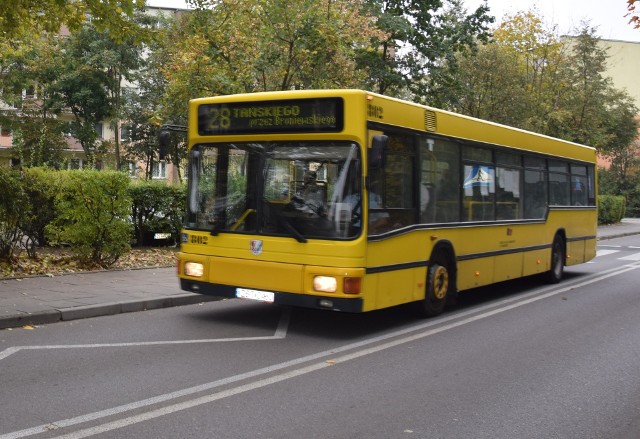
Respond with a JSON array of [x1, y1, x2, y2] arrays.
[[1, 219, 640, 330], [0, 267, 218, 330], [596, 217, 640, 240]]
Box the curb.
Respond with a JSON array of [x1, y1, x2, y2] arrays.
[[597, 232, 640, 241], [0, 294, 220, 330]]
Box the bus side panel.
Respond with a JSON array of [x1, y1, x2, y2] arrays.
[[366, 233, 431, 309], [583, 237, 597, 263], [493, 253, 523, 283], [546, 208, 597, 266], [367, 267, 428, 311], [567, 239, 585, 266], [456, 258, 495, 291], [522, 248, 550, 276]]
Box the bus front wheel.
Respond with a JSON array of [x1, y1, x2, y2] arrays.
[[416, 257, 450, 317]]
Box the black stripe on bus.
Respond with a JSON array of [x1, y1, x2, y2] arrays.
[[456, 244, 550, 262], [365, 235, 596, 274], [457, 235, 596, 261], [366, 260, 429, 274], [567, 234, 597, 242]]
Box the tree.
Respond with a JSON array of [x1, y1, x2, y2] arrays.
[[359, 0, 493, 100], [121, 13, 188, 182], [57, 28, 112, 166], [0, 34, 69, 168], [0, 0, 146, 42], [550, 25, 638, 152], [160, 0, 385, 121], [57, 20, 147, 168], [122, 56, 181, 181], [100, 12, 153, 171], [437, 12, 638, 156], [628, 0, 640, 29], [434, 10, 564, 127]]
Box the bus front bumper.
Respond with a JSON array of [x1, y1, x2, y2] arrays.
[[180, 279, 364, 313]]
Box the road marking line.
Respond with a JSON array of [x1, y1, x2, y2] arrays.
[[618, 252, 640, 261], [0, 307, 291, 362], [596, 249, 620, 257], [2, 262, 639, 439]]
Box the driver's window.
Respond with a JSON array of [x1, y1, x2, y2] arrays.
[[264, 160, 293, 202]]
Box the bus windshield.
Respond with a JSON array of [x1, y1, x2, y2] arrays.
[[186, 141, 362, 240]]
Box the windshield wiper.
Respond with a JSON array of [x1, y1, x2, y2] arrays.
[[280, 218, 307, 243], [262, 198, 307, 243]]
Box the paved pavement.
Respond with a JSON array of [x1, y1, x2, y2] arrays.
[[1, 219, 640, 330]]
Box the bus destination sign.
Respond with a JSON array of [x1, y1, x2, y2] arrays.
[[198, 98, 344, 135]]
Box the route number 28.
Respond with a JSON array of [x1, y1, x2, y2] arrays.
[[207, 107, 232, 131]]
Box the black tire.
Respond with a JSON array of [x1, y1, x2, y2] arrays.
[[545, 235, 565, 284], [416, 253, 451, 317]]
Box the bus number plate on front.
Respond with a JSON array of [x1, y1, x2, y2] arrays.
[[235, 288, 275, 303]]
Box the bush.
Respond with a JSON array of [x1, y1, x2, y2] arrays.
[[129, 181, 186, 246], [46, 170, 133, 267], [19, 168, 62, 256], [0, 168, 30, 260], [598, 195, 626, 225]]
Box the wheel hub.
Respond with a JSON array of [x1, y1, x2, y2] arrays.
[[432, 265, 448, 300]]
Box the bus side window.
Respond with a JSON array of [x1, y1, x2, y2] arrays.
[[524, 169, 547, 219], [496, 167, 521, 220], [570, 164, 588, 206], [549, 161, 570, 206], [422, 137, 460, 223], [523, 156, 547, 219]]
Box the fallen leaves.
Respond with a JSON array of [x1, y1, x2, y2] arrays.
[[0, 247, 178, 279]]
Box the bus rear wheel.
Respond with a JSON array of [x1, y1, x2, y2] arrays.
[[416, 257, 450, 317], [545, 235, 565, 284]]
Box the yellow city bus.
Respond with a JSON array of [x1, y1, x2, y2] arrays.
[[177, 89, 596, 316]]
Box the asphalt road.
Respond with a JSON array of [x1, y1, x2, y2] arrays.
[[1, 235, 640, 439]]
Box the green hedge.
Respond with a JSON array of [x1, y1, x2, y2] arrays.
[[46, 170, 133, 267], [0, 169, 185, 267], [129, 181, 186, 247], [20, 168, 62, 253], [0, 168, 29, 260], [598, 195, 626, 225]]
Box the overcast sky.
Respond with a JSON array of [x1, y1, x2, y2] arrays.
[[466, 0, 640, 42], [147, 0, 640, 43]]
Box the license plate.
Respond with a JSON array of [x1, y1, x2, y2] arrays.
[[235, 288, 275, 303]]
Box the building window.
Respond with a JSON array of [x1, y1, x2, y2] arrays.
[[121, 124, 131, 141], [69, 159, 82, 170], [128, 161, 138, 178], [95, 123, 103, 139], [152, 161, 166, 179]]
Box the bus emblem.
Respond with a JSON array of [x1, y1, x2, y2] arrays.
[[250, 240, 263, 255]]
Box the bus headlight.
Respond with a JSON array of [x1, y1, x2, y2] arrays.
[[184, 262, 204, 277], [314, 276, 337, 293]]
